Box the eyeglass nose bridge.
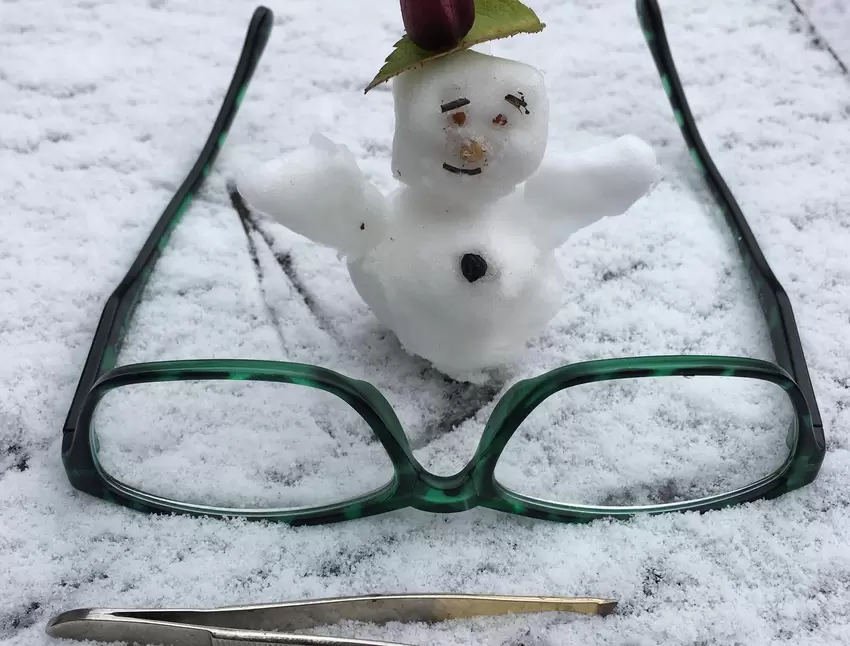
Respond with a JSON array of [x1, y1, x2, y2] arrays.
[[408, 469, 481, 514]]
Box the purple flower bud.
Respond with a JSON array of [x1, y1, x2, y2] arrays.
[[400, 0, 476, 52]]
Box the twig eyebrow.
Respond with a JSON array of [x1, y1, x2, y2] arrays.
[[441, 97, 471, 112], [505, 93, 530, 114]]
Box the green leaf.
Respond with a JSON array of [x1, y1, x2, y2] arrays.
[[365, 0, 545, 93]]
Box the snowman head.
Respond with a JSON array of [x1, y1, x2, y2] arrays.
[[391, 49, 549, 204]]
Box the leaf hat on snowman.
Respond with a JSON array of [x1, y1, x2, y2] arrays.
[[233, 0, 659, 382], [364, 0, 546, 93]]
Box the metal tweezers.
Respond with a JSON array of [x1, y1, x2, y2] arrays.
[[47, 593, 618, 645]]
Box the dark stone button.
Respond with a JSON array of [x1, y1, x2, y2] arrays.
[[460, 253, 487, 283]]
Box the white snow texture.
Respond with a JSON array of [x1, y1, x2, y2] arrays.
[[800, 0, 850, 65], [2, 1, 850, 646]]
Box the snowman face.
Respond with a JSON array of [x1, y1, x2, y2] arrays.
[[391, 49, 549, 203]]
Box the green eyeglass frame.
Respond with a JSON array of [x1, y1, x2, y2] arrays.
[[61, 0, 825, 524]]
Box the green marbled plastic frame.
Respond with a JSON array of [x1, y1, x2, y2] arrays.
[[61, 1, 825, 524]]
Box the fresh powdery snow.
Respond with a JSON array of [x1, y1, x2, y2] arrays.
[[800, 0, 850, 68], [1, 1, 850, 645]]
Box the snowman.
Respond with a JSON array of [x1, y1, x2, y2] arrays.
[[233, 2, 657, 381]]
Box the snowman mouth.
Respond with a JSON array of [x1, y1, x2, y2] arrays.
[[442, 163, 482, 176]]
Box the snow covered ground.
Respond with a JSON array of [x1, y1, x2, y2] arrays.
[[1, 1, 849, 645], [801, 0, 850, 67]]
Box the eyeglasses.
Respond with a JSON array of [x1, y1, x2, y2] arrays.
[[61, 0, 824, 524]]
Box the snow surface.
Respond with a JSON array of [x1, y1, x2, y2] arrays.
[[1, 1, 850, 645], [800, 0, 850, 67]]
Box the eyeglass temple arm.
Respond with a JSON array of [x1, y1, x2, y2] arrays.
[[636, 0, 822, 429], [61, 6, 274, 442]]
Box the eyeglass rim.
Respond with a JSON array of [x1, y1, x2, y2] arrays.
[[63, 353, 820, 523]]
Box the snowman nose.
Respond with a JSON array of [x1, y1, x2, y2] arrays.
[[460, 253, 488, 282], [459, 139, 485, 164]]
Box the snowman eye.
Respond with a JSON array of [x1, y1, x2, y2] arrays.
[[451, 111, 467, 126], [492, 113, 508, 126], [441, 98, 470, 127]]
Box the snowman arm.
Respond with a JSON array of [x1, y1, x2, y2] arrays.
[[234, 133, 389, 259], [524, 135, 658, 246]]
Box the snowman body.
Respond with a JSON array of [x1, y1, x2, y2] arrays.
[[348, 186, 565, 377], [236, 50, 658, 379]]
